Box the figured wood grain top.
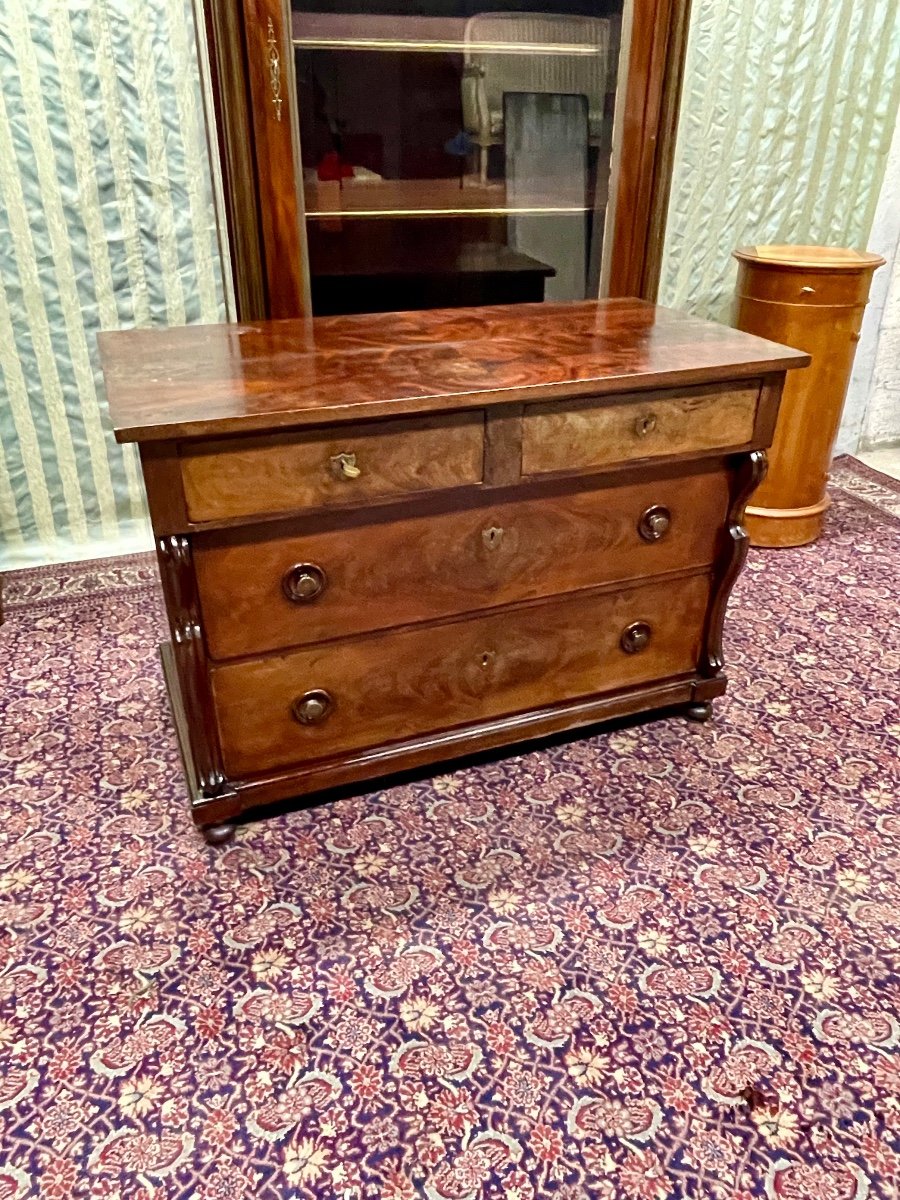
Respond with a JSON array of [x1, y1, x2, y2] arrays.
[[101, 298, 810, 443]]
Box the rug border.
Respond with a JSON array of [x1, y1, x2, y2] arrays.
[[833, 452, 900, 495], [830, 455, 900, 527], [2, 553, 160, 613]]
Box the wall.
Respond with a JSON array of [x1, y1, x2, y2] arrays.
[[839, 110, 900, 452], [0, 0, 226, 568], [658, 0, 900, 326], [861, 253, 900, 448]]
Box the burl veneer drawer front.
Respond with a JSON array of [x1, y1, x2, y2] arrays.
[[195, 470, 729, 660], [180, 412, 484, 522], [522, 383, 760, 476], [210, 573, 709, 776]]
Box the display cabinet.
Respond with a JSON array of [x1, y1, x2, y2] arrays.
[[201, 0, 692, 319]]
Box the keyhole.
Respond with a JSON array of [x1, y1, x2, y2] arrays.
[[480, 651, 493, 669], [482, 525, 504, 551]]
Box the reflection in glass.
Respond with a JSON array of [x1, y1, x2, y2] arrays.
[[291, 2, 625, 316]]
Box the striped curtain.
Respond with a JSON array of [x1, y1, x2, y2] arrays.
[[0, 0, 226, 566], [659, 0, 900, 322]]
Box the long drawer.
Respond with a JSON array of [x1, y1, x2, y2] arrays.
[[210, 572, 710, 776], [195, 470, 729, 659], [522, 383, 760, 476], [180, 411, 484, 522]]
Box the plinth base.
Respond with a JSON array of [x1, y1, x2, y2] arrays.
[[745, 496, 830, 548]]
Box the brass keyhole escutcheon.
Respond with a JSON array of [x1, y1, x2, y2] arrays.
[[282, 562, 327, 603], [620, 622, 652, 654], [634, 413, 657, 438], [482, 525, 504, 551], [330, 451, 361, 480], [479, 650, 495, 670], [638, 505, 671, 542], [292, 689, 334, 725]]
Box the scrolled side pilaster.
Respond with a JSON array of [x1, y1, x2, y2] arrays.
[[700, 449, 767, 678], [156, 535, 231, 802]]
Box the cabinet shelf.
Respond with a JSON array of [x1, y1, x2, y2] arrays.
[[306, 206, 592, 219], [291, 13, 604, 55], [293, 37, 602, 55], [304, 179, 598, 221]]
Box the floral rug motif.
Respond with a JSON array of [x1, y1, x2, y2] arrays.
[[1, 457, 899, 1200]]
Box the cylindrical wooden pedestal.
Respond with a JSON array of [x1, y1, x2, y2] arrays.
[[732, 245, 883, 547]]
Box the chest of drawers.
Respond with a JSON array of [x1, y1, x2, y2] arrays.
[[102, 299, 807, 841]]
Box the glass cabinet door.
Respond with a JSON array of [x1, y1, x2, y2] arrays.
[[289, 1, 626, 316]]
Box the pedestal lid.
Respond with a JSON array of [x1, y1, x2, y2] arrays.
[[734, 244, 885, 273]]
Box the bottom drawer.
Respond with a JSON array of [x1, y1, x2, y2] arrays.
[[210, 573, 710, 777]]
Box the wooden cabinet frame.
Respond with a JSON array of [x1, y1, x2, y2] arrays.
[[200, 0, 692, 319]]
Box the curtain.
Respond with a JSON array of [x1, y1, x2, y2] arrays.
[[0, 0, 226, 566], [659, 0, 900, 323]]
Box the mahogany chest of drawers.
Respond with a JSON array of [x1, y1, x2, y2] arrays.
[[102, 299, 808, 841]]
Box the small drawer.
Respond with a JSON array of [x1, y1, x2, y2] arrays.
[[195, 470, 729, 659], [736, 261, 877, 307], [522, 383, 760, 477], [180, 412, 484, 522], [209, 573, 710, 776]]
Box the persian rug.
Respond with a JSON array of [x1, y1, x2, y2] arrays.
[[1, 457, 898, 1200]]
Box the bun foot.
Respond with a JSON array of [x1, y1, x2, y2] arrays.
[[685, 700, 713, 723], [202, 823, 236, 845]]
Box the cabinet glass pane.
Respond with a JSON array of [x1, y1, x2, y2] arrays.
[[290, 1, 626, 316]]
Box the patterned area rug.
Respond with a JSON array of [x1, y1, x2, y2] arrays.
[[1, 457, 899, 1200]]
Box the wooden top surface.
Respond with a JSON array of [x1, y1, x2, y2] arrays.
[[734, 244, 885, 272], [101, 298, 810, 443]]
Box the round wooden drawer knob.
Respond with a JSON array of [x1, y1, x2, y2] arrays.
[[283, 563, 327, 603], [638, 505, 671, 542], [620, 622, 652, 654], [291, 689, 334, 725]]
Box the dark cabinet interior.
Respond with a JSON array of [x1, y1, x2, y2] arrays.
[[202, 0, 691, 320]]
